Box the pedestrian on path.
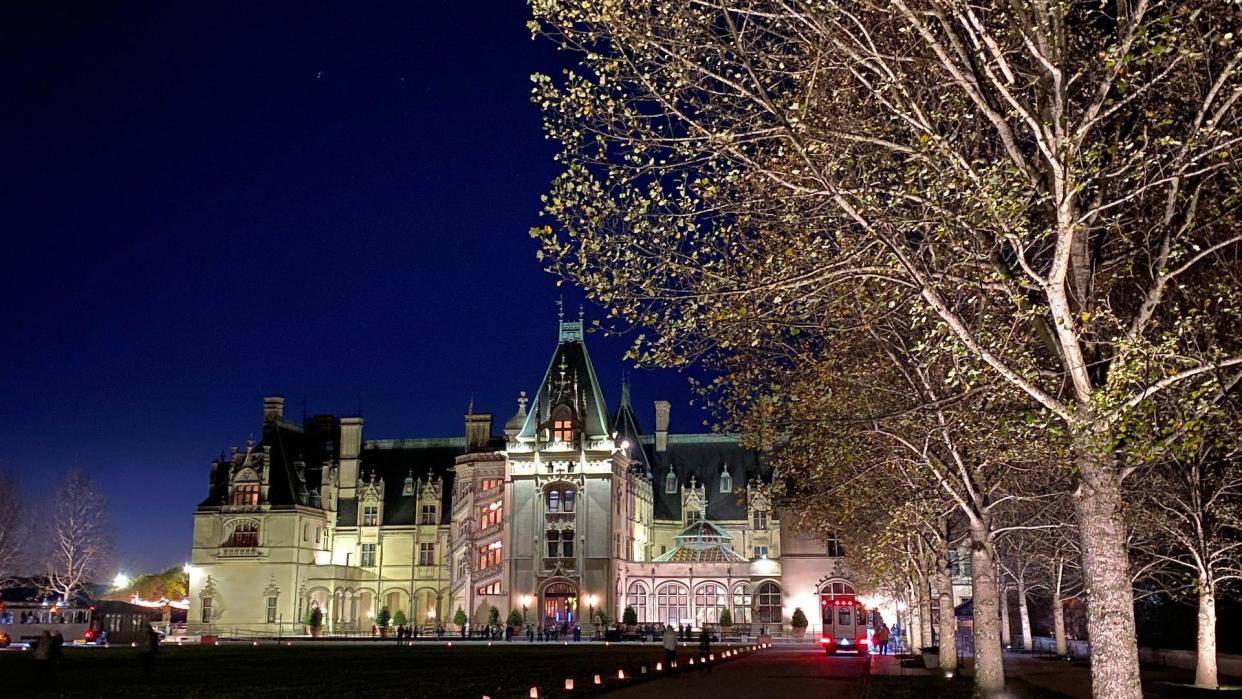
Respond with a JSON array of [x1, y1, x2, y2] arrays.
[[875, 623, 891, 655], [662, 623, 678, 669], [698, 628, 712, 674]]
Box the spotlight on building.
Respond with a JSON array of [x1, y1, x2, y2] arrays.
[[113, 573, 131, 589]]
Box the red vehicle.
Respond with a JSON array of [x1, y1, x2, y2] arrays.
[[819, 595, 870, 655]]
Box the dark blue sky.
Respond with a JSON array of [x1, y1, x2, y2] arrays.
[[1, 2, 702, 574]]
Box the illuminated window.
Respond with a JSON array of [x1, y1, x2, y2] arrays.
[[552, 419, 573, 442], [694, 583, 726, 624], [231, 483, 259, 506], [419, 543, 435, 566], [655, 583, 689, 625], [477, 582, 501, 595], [732, 583, 753, 625], [360, 543, 376, 567], [420, 504, 438, 524], [547, 490, 560, 513], [545, 486, 576, 514], [481, 478, 503, 492], [480, 502, 503, 529], [478, 541, 503, 569], [362, 505, 379, 527], [627, 582, 648, 622]]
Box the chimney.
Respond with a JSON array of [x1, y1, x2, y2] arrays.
[[263, 396, 285, 423], [466, 413, 493, 452], [654, 400, 670, 452]]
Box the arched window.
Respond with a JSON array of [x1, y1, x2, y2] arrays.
[[732, 583, 753, 625], [626, 582, 648, 622], [664, 471, 678, 494], [655, 582, 689, 626], [694, 582, 726, 625], [719, 469, 732, 493], [819, 580, 857, 599], [225, 520, 259, 548], [756, 581, 782, 623]]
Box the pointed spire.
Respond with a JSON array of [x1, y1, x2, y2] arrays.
[[467, 394, 474, 415], [620, 372, 631, 407]]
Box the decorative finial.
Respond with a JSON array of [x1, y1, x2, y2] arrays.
[[557, 296, 564, 323], [517, 390, 528, 413], [578, 304, 584, 323]]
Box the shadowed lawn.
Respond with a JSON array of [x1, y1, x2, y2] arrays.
[[0, 642, 729, 698]]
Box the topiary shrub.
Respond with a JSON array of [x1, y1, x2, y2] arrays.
[[488, 606, 500, 626], [623, 606, 638, 626], [307, 606, 323, 628], [376, 607, 392, 628], [392, 610, 407, 627], [507, 609, 524, 627], [791, 607, 809, 629], [453, 607, 467, 627], [719, 609, 733, 628]]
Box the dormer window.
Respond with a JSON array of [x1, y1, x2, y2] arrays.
[[664, 471, 677, 495], [231, 483, 260, 506], [362, 505, 379, 527], [719, 469, 733, 494], [550, 404, 574, 443]]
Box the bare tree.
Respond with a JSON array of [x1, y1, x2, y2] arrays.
[[0, 469, 27, 589], [44, 468, 111, 602], [530, 3, 1242, 697], [1128, 398, 1242, 689]]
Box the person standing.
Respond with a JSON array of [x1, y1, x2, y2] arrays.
[[875, 623, 891, 655], [662, 624, 678, 670], [698, 627, 712, 673]]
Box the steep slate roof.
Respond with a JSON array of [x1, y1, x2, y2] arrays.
[[198, 415, 338, 510], [518, 318, 612, 441], [340, 436, 504, 526], [645, 434, 767, 522], [611, 379, 646, 468]]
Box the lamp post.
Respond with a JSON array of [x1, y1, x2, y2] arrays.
[[520, 594, 531, 625], [587, 594, 599, 639]]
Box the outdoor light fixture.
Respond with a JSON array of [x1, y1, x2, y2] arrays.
[[520, 594, 531, 623], [113, 572, 130, 588]]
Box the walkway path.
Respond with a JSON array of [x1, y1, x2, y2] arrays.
[[606, 647, 868, 699]]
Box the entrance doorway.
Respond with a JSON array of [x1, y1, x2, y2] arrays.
[[541, 581, 578, 626]]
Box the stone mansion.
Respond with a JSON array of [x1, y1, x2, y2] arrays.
[[186, 316, 855, 635]]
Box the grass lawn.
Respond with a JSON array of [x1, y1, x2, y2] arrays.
[[0, 642, 733, 698], [864, 675, 1073, 699]]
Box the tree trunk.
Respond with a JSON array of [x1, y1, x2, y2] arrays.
[[908, 578, 923, 655], [1072, 429, 1143, 699], [936, 547, 958, 671], [970, 524, 1005, 696], [1017, 575, 1033, 651], [1053, 589, 1067, 657], [999, 583, 1012, 648], [1195, 580, 1218, 689], [920, 574, 934, 649]]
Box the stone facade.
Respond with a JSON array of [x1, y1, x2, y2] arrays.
[[186, 317, 857, 636]]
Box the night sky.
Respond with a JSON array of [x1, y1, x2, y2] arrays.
[[1, 2, 701, 575]]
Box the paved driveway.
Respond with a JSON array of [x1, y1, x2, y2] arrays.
[[606, 647, 869, 699]]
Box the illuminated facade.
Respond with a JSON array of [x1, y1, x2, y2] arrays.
[[186, 316, 855, 635]]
